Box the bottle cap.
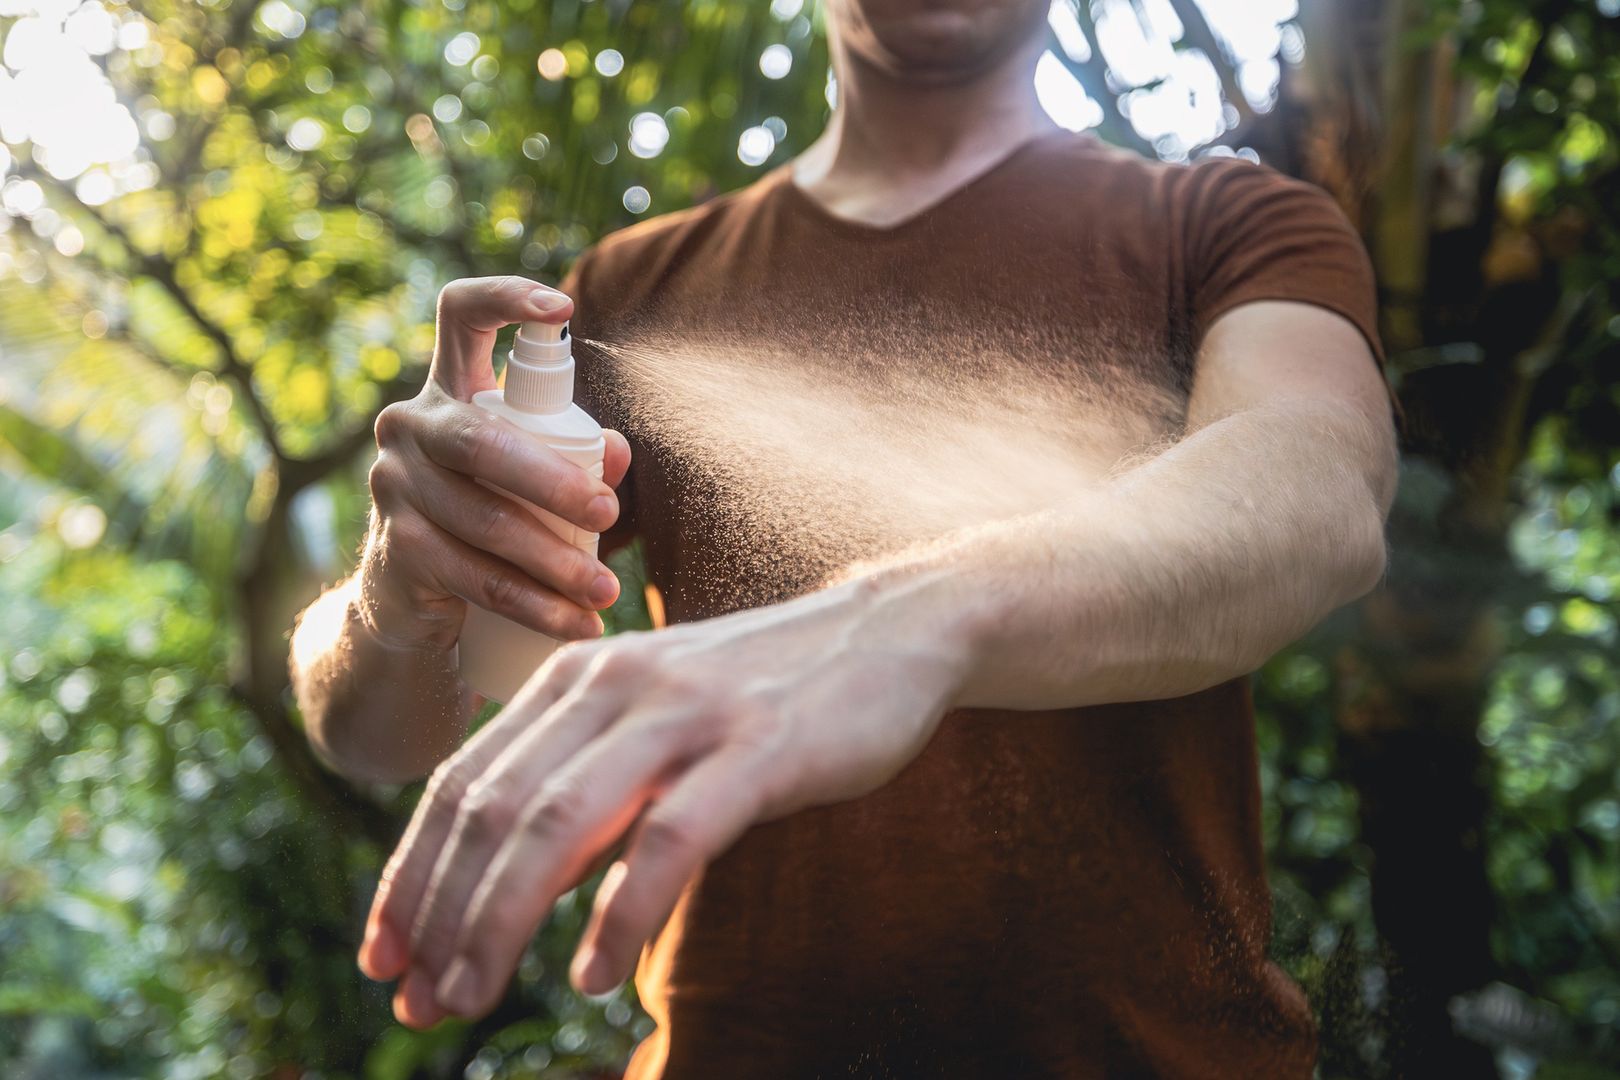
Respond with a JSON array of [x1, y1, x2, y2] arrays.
[[505, 320, 573, 413]]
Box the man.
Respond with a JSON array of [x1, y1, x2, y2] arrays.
[[290, 0, 1397, 1074]]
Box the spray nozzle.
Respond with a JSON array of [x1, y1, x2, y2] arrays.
[[518, 319, 569, 345], [512, 319, 573, 367], [505, 319, 575, 413]]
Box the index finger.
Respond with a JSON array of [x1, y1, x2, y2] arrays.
[[431, 276, 574, 400], [411, 400, 619, 534]]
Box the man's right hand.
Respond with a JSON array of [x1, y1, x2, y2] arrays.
[[357, 276, 632, 654]]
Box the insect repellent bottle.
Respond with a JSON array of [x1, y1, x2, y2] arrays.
[[458, 319, 606, 704]]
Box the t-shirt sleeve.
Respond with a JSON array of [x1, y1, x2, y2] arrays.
[[1181, 158, 1385, 368]]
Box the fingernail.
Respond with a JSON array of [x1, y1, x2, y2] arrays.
[[588, 494, 617, 528], [529, 288, 569, 313], [570, 944, 600, 992], [589, 572, 618, 607], [359, 918, 377, 961], [437, 957, 481, 1015], [392, 984, 412, 1026], [401, 967, 446, 1028], [360, 920, 401, 978], [358, 920, 380, 974]]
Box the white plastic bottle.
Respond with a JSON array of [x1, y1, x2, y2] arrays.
[[457, 319, 605, 704]]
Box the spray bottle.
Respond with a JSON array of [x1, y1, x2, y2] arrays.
[[457, 319, 605, 704]]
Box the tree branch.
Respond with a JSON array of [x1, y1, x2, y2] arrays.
[[1164, 0, 1258, 130], [25, 163, 289, 460], [1050, 7, 1155, 158], [280, 370, 420, 494]]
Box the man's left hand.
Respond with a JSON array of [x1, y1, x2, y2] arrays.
[[356, 575, 967, 1027]]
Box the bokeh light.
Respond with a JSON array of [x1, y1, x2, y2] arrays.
[[594, 48, 624, 78], [444, 31, 480, 67], [15, 7, 1584, 1074], [522, 132, 551, 160], [737, 125, 776, 167], [628, 112, 670, 159], [537, 47, 568, 81], [760, 43, 793, 80], [285, 118, 326, 153]]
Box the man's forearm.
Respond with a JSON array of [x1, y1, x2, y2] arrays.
[[290, 575, 475, 784], [861, 399, 1394, 711]]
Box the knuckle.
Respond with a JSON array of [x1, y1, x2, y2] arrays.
[[592, 642, 650, 682], [435, 277, 475, 313], [475, 493, 520, 546], [446, 417, 484, 470], [451, 418, 512, 475], [459, 781, 516, 839], [565, 472, 602, 519], [376, 858, 402, 889], [479, 569, 532, 620], [425, 757, 474, 806], [493, 274, 532, 298], [662, 670, 708, 700], [566, 549, 601, 595], [730, 704, 792, 755], [535, 462, 583, 516], [367, 454, 402, 502], [545, 641, 595, 681], [522, 777, 589, 841], [637, 810, 702, 862], [633, 708, 703, 749], [373, 401, 412, 447]]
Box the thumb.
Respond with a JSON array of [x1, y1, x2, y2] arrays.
[[429, 276, 574, 399]]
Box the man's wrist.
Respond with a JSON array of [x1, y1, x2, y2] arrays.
[[836, 554, 986, 708], [351, 563, 462, 654]]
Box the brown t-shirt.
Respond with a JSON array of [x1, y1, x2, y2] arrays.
[[559, 132, 1382, 1079]]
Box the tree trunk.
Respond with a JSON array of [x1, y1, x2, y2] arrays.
[[1285, 2, 1531, 1073], [235, 475, 395, 846]]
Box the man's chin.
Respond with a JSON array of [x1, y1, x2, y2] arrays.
[[853, 11, 1039, 84]]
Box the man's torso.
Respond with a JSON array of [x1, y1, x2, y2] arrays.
[[560, 132, 1371, 1077]]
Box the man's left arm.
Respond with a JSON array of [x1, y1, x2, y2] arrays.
[[359, 300, 1396, 1028], [943, 299, 1395, 711]]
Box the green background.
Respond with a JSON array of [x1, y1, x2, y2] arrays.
[[1, 1, 1617, 1077]]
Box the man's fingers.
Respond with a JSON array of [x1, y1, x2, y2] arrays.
[[409, 523, 602, 641], [569, 743, 767, 996], [406, 462, 618, 610], [403, 676, 635, 984], [430, 276, 573, 399], [603, 429, 632, 490], [431, 718, 695, 1019], [393, 966, 447, 1030], [359, 648, 594, 982], [413, 402, 619, 534]]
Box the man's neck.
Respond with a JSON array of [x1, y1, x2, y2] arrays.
[[793, 33, 1057, 227]]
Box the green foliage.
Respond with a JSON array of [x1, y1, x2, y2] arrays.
[[2, 1, 826, 1075], [1, 1, 1617, 1077]]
